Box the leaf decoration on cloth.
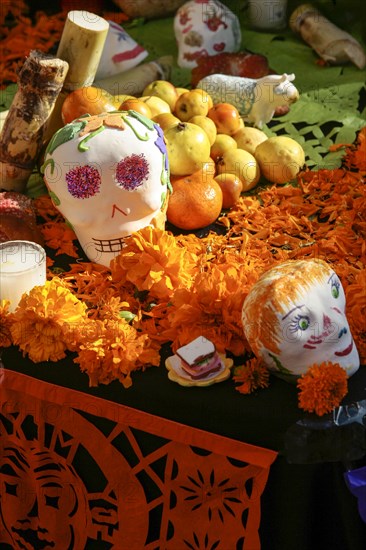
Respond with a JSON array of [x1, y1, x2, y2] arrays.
[[265, 82, 366, 169]]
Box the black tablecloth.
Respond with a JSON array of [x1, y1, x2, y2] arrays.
[[2, 345, 366, 550]]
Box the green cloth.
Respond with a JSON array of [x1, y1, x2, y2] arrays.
[[1, 0, 365, 195], [125, 0, 366, 169]]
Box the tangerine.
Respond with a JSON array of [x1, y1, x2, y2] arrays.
[[119, 98, 152, 118], [61, 86, 119, 124], [167, 169, 223, 230]]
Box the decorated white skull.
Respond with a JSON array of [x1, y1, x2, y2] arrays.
[[174, 0, 241, 69], [42, 111, 169, 267], [242, 259, 360, 380]]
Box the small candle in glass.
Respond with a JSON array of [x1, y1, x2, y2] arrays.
[[0, 240, 46, 311]]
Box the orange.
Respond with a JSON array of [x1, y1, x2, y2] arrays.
[[167, 168, 223, 230], [119, 98, 152, 118], [61, 86, 119, 124]]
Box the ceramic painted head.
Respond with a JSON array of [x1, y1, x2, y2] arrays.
[[95, 21, 148, 80], [174, 0, 241, 69], [42, 111, 169, 267], [242, 259, 359, 380]]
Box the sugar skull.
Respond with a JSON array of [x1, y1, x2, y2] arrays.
[[42, 111, 169, 267], [174, 0, 241, 69], [242, 259, 359, 380]]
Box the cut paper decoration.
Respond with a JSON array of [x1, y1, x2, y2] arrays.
[[0, 368, 277, 549]]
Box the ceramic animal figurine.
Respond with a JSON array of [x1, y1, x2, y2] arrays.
[[197, 73, 300, 128], [242, 259, 359, 380], [42, 111, 170, 267], [174, 0, 241, 69]]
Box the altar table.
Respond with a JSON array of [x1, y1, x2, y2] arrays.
[[1, 1, 366, 548]]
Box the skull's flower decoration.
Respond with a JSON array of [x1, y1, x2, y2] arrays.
[[242, 259, 360, 380], [42, 111, 170, 267], [174, 0, 241, 69]]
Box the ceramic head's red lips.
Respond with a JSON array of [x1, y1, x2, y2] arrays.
[[335, 340, 353, 357]]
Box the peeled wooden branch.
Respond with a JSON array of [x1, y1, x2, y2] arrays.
[[94, 56, 173, 97], [57, 10, 109, 92], [0, 51, 69, 193], [45, 10, 109, 140], [290, 4, 366, 69], [0, 110, 8, 134]]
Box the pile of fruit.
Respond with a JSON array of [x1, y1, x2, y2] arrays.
[[60, 80, 305, 231]]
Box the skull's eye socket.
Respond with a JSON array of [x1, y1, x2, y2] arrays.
[[66, 165, 101, 199], [115, 153, 150, 190]]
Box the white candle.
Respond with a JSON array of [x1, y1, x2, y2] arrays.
[[0, 240, 46, 311]]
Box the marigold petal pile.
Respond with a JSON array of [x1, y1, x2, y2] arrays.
[[2, 126, 365, 414]]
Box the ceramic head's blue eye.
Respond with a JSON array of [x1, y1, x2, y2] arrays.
[[66, 165, 101, 199]]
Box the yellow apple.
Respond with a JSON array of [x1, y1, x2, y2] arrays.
[[207, 102, 241, 136], [164, 122, 211, 176], [113, 93, 135, 105], [174, 90, 210, 121], [176, 87, 190, 97], [140, 95, 171, 117], [142, 80, 179, 111], [217, 148, 260, 191], [233, 126, 268, 156], [152, 112, 180, 131], [188, 115, 217, 146], [255, 136, 305, 184], [193, 88, 214, 110], [210, 134, 237, 162]]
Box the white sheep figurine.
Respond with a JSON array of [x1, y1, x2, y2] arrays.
[[197, 73, 300, 128]]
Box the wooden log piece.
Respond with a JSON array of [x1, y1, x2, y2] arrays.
[[57, 10, 109, 91], [94, 56, 173, 97], [0, 51, 69, 193], [290, 4, 366, 69], [44, 10, 109, 141]]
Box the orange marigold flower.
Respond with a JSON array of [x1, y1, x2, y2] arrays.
[[74, 318, 160, 388], [297, 362, 348, 416], [345, 268, 366, 364], [41, 221, 79, 258], [10, 278, 87, 362], [233, 357, 270, 394], [0, 300, 14, 348], [110, 226, 199, 300], [34, 194, 63, 221]]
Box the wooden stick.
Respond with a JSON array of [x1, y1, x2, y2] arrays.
[[44, 10, 109, 141], [94, 56, 173, 97], [0, 51, 69, 192], [57, 10, 109, 91], [290, 4, 366, 69], [0, 110, 8, 134]]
